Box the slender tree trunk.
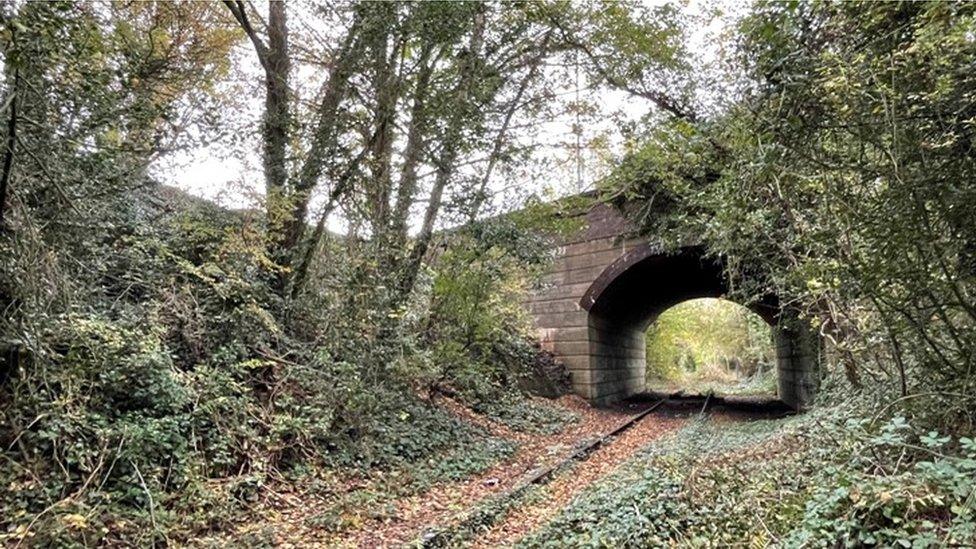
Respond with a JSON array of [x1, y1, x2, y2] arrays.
[[224, 1, 367, 294], [293, 13, 365, 201], [0, 69, 18, 231], [390, 44, 436, 248], [289, 133, 376, 298], [283, 13, 367, 288], [262, 0, 291, 244], [397, 8, 486, 300], [366, 14, 398, 235]]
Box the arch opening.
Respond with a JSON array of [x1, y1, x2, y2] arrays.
[[577, 246, 819, 408], [643, 298, 777, 398]]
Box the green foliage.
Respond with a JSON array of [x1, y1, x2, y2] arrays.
[[0, 187, 535, 544], [474, 394, 577, 435], [3, 0, 975, 545], [554, 0, 697, 120], [0, 44, 568, 542], [607, 1, 976, 399], [0, 1, 233, 293], [1, 315, 199, 545], [422, 216, 575, 433], [784, 412, 976, 547], [520, 397, 976, 547], [645, 298, 774, 392]]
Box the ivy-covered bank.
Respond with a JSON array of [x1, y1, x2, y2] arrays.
[[520, 397, 976, 548]]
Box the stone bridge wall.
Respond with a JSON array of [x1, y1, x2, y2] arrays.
[[523, 202, 820, 409], [524, 203, 647, 402]]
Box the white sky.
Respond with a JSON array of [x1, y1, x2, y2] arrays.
[[150, 0, 735, 233]]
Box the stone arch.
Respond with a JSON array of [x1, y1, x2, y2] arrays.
[[577, 245, 819, 409]]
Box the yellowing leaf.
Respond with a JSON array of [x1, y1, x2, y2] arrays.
[[61, 513, 88, 530]]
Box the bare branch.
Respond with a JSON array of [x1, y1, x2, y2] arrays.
[[222, 1, 269, 72]]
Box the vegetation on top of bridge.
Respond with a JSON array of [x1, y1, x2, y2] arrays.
[[604, 0, 976, 401], [1, 0, 974, 546]]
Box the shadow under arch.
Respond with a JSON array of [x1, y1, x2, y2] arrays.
[[577, 245, 820, 409]]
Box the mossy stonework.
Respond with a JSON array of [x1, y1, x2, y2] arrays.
[[524, 201, 820, 409]]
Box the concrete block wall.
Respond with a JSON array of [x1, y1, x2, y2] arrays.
[[524, 204, 646, 401], [523, 200, 820, 409], [585, 316, 646, 405], [775, 324, 821, 409]]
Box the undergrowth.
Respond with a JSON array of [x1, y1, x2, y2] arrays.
[[520, 395, 976, 548], [0, 187, 566, 546], [472, 394, 577, 435]]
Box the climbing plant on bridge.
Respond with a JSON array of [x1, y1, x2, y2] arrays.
[[605, 1, 976, 403]]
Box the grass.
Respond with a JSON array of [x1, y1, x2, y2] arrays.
[[647, 367, 778, 398]]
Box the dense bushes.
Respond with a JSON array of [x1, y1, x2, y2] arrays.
[[0, 185, 565, 543], [421, 215, 576, 432]]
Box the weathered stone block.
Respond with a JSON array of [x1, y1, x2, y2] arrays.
[[523, 198, 821, 409]]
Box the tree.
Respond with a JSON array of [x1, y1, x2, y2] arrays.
[[607, 0, 976, 394], [225, 1, 567, 303]]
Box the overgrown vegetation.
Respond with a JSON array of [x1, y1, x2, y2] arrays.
[[609, 1, 976, 399], [521, 397, 976, 547], [1, 0, 974, 546], [644, 298, 775, 395], [0, 2, 583, 543], [598, 0, 976, 544]]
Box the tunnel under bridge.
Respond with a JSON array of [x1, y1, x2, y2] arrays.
[[524, 202, 820, 409]]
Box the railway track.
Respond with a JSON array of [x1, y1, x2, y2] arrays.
[[419, 392, 794, 547], [420, 396, 672, 547]]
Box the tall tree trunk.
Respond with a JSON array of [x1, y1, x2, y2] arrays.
[[0, 69, 18, 232], [397, 8, 486, 301], [225, 1, 367, 294], [390, 43, 436, 250], [366, 10, 398, 235], [283, 13, 367, 292], [288, 132, 376, 299], [262, 0, 291, 248], [292, 12, 365, 218], [223, 0, 290, 284]]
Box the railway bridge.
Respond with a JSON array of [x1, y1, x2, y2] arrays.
[[524, 201, 820, 409]]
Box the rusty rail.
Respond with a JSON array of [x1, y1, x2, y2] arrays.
[[421, 397, 669, 547]]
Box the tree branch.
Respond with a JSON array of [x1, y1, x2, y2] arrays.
[[397, 6, 488, 300], [222, 1, 269, 72], [468, 32, 551, 223], [289, 129, 379, 298], [547, 12, 699, 123]]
